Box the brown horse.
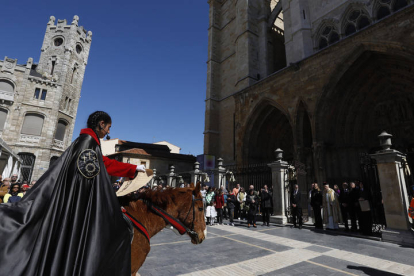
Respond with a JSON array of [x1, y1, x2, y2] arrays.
[[123, 182, 206, 275]]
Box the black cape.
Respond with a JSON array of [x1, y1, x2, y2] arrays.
[[0, 133, 131, 276]]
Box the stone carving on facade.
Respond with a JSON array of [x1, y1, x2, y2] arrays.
[[72, 15, 79, 26], [64, 46, 73, 53], [53, 139, 64, 149], [20, 134, 41, 144], [41, 72, 59, 82], [48, 16, 56, 25], [1, 57, 17, 73], [4, 58, 15, 69]]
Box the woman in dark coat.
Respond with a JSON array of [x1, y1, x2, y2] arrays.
[[0, 111, 145, 276], [311, 183, 323, 229], [260, 185, 273, 226], [246, 189, 260, 228]]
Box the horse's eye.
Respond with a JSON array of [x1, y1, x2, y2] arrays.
[[198, 207, 203, 212]]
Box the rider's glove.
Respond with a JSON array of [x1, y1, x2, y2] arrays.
[[136, 165, 146, 172]]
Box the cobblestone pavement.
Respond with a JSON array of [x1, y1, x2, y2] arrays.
[[139, 220, 414, 276]]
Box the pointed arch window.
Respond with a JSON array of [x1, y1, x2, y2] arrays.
[[393, 0, 408, 11], [317, 25, 340, 50], [343, 8, 371, 37], [375, 0, 408, 20]]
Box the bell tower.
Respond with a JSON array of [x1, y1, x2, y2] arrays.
[[37, 15, 92, 116]]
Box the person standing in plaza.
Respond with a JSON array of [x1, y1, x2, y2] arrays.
[[311, 183, 323, 229], [260, 185, 273, 226], [205, 187, 216, 226], [349, 182, 360, 231], [290, 184, 303, 229], [339, 182, 351, 231], [3, 183, 24, 203], [10, 174, 19, 185], [323, 183, 343, 230], [29, 180, 36, 189], [201, 185, 207, 214], [307, 183, 315, 223], [21, 184, 30, 196], [215, 189, 225, 225], [246, 188, 259, 228], [0, 177, 10, 203], [333, 185, 341, 197], [357, 182, 372, 235], [222, 187, 229, 220], [233, 183, 241, 219], [227, 190, 237, 226], [237, 187, 247, 220]]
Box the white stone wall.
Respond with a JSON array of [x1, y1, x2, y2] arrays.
[[153, 141, 181, 154], [100, 139, 120, 156]]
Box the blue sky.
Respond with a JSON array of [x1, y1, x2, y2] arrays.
[[0, 0, 209, 155]]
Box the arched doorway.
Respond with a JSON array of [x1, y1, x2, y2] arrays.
[[244, 102, 294, 164], [316, 51, 414, 184]]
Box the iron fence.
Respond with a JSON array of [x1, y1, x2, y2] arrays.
[[224, 163, 272, 192]]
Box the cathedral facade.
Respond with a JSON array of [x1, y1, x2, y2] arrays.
[[204, 0, 414, 184], [0, 16, 91, 181]]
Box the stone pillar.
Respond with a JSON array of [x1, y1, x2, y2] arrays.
[[213, 158, 226, 189], [191, 162, 202, 184], [371, 132, 414, 246], [150, 169, 157, 188], [268, 149, 289, 224], [167, 165, 176, 187]]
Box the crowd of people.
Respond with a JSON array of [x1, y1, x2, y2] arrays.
[[200, 183, 273, 228], [196, 181, 392, 236], [305, 181, 374, 235], [0, 174, 36, 203]]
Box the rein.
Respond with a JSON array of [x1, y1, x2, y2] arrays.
[[122, 194, 202, 243]]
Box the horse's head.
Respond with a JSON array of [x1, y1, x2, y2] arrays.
[[178, 182, 206, 244]]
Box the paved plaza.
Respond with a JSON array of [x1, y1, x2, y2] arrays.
[[139, 220, 414, 276]]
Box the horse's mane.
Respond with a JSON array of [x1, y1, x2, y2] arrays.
[[129, 187, 194, 210]]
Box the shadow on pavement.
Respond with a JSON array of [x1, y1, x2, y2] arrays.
[[347, 265, 403, 276]]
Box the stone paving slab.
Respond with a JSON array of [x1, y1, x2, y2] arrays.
[[138, 223, 414, 276], [307, 255, 404, 276], [261, 260, 350, 276]]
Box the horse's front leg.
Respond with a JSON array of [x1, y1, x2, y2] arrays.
[[131, 231, 151, 275]]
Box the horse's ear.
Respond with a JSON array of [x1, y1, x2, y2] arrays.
[[194, 182, 201, 194], [190, 182, 195, 188]]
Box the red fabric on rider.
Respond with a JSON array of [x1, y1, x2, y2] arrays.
[[80, 128, 137, 179]]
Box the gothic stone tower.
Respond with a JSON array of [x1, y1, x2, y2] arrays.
[[204, 0, 287, 163], [205, 0, 414, 185], [0, 15, 92, 181]]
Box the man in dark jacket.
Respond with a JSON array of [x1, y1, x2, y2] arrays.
[[227, 192, 237, 226], [260, 185, 273, 226], [291, 184, 302, 229], [349, 182, 360, 231], [339, 182, 350, 231]]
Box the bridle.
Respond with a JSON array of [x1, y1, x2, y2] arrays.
[[182, 194, 203, 239], [123, 192, 204, 243]]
